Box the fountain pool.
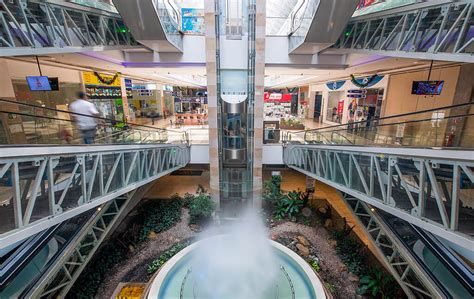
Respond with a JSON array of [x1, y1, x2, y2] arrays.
[[147, 235, 327, 299]]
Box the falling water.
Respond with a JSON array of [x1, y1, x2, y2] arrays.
[[190, 210, 280, 299]]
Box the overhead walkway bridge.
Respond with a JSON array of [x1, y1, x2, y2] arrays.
[[290, 0, 473, 62], [328, 0, 474, 62], [282, 103, 474, 298], [0, 0, 182, 56], [0, 99, 190, 250]]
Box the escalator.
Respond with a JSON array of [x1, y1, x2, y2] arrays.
[[0, 99, 190, 250], [380, 210, 473, 298], [283, 103, 474, 298]]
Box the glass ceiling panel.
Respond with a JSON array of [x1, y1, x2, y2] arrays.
[[266, 0, 300, 36]]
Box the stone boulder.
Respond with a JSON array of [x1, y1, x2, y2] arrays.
[[296, 243, 310, 256]]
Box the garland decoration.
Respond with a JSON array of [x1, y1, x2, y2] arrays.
[[350, 74, 378, 88], [93, 71, 121, 85]]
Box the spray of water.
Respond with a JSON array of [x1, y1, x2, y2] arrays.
[[190, 210, 279, 299]]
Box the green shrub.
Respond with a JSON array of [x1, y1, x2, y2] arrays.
[[138, 199, 182, 243], [358, 269, 396, 299], [147, 241, 191, 274], [308, 258, 321, 272], [188, 192, 215, 224], [263, 175, 283, 204], [70, 198, 183, 298]]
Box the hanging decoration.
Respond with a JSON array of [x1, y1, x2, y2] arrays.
[[350, 74, 384, 88], [326, 80, 346, 91], [93, 71, 121, 85]]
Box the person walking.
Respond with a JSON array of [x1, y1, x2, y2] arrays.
[[69, 91, 100, 144]]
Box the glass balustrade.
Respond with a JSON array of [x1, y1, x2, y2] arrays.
[[0, 99, 188, 146], [285, 103, 474, 149]]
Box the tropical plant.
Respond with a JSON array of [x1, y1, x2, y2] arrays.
[[274, 191, 305, 219], [263, 175, 283, 204], [358, 269, 395, 298]]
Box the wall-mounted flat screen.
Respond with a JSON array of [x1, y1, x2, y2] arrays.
[[26, 76, 52, 91], [48, 77, 59, 91], [411, 81, 444, 95]]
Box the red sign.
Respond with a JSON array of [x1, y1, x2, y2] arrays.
[[337, 100, 344, 114], [264, 92, 292, 103]]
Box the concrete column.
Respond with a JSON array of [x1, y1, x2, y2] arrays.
[[252, 0, 266, 208], [204, 0, 220, 209]]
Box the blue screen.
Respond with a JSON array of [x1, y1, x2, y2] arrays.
[[411, 81, 444, 95], [26, 76, 52, 91]]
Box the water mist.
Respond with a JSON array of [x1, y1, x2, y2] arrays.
[[190, 210, 279, 299]]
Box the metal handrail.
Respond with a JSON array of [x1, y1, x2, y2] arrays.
[[0, 98, 184, 134], [295, 102, 473, 134]]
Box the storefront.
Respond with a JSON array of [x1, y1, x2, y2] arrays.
[[312, 75, 388, 126], [83, 71, 124, 120], [130, 83, 163, 119]]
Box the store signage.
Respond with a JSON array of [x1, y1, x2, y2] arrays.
[[347, 94, 366, 98], [337, 100, 344, 114], [347, 89, 367, 94], [264, 92, 292, 102], [351, 75, 384, 88], [175, 97, 208, 104], [83, 71, 120, 87]]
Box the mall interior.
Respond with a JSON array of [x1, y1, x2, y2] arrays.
[[0, 0, 473, 298]]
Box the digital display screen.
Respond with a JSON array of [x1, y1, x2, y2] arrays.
[[26, 76, 52, 91], [411, 81, 444, 95], [48, 77, 59, 91]]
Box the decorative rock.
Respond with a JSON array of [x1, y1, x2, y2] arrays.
[[339, 264, 348, 272], [302, 207, 312, 217], [318, 207, 327, 214], [128, 245, 135, 253], [324, 219, 333, 229], [328, 239, 337, 247], [148, 231, 157, 239], [349, 273, 359, 282], [297, 235, 310, 247], [271, 234, 278, 240], [296, 243, 310, 256], [189, 224, 202, 232]]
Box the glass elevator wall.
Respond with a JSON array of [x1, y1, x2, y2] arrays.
[[216, 0, 256, 215]]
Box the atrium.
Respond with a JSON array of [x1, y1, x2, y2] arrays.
[[0, 0, 472, 298]]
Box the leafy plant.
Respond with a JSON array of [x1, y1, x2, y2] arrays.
[[138, 199, 182, 243], [147, 241, 191, 274], [308, 258, 321, 272], [358, 269, 395, 299], [274, 191, 305, 219], [188, 186, 215, 224], [324, 282, 337, 294], [263, 175, 283, 204]]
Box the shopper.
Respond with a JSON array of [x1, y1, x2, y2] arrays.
[[148, 110, 159, 125], [69, 91, 100, 144]]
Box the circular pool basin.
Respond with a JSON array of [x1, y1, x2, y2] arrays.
[[147, 235, 326, 299]]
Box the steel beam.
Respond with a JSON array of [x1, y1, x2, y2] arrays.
[[283, 144, 474, 252]]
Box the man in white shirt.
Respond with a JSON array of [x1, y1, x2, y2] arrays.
[[69, 91, 100, 144]]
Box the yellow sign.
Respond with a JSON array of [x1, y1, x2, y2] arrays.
[[83, 71, 121, 87]]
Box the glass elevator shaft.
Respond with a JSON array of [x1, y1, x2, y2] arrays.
[[216, 0, 256, 215]]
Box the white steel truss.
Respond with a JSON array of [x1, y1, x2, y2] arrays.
[[330, 1, 474, 63], [341, 193, 445, 298], [25, 190, 136, 298], [283, 144, 474, 251], [0, 0, 137, 56], [0, 144, 190, 248]]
